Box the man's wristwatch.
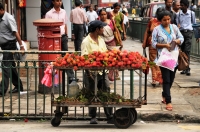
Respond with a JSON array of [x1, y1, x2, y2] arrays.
[[20, 45, 24, 47]]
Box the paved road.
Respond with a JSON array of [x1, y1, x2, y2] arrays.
[[0, 121, 199, 132]]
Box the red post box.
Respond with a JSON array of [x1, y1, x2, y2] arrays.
[[33, 19, 63, 94]]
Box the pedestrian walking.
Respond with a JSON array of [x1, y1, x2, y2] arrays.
[[122, 4, 128, 16], [80, 3, 88, 37], [172, 0, 180, 13], [151, 9, 184, 111], [165, 0, 177, 24], [131, 6, 136, 18], [110, 3, 126, 41], [86, 5, 98, 23], [99, 9, 122, 80], [81, 20, 113, 124], [94, 5, 100, 15], [176, 0, 196, 76], [45, 0, 75, 84], [0, 3, 24, 95], [70, 0, 87, 51], [122, 10, 129, 34], [99, 9, 122, 48], [142, 7, 163, 87]]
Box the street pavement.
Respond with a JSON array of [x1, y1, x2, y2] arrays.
[[0, 121, 200, 132], [0, 38, 200, 123]]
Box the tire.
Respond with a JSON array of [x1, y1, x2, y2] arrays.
[[130, 108, 137, 124], [51, 117, 61, 127], [113, 108, 133, 129]]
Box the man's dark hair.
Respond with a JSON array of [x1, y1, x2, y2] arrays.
[[75, 0, 82, 7], [122, 10, 126, 15], [0, 3, 4, 10], [157, 9, 172, 21], [180, 0, 189, 7], [88, 25, 101, 33]]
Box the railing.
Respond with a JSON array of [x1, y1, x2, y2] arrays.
[[0, 50, 146, 120], [127, 17, 150, 42]]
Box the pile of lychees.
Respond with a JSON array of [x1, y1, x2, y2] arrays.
[[53, 50, 149, 71]]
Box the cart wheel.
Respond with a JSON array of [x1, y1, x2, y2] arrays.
[[130, 108, 137, 124], [113, 108, 133, 129], [51, 117, 61, 127]]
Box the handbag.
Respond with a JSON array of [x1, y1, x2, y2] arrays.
[[178, 49, 189, 71], [113, 31, 121, 44], [111, 20, 121, 45]]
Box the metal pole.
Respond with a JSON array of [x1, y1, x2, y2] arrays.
[[95, 71, 98, 102], [139, 69, 142, 99], [130, 70, 134, 99]]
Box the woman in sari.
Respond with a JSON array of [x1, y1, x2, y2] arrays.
[[99, 9, 122, 80], [110, 3, 126, 41], [99, 9, 122, 48], [142, 7, 163, 87]]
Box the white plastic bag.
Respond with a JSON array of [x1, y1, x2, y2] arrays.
[[14, 41, 27, 61], [156, 48, 179, 71]]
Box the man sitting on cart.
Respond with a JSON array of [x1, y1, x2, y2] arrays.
[[81, 20, 113, 124]]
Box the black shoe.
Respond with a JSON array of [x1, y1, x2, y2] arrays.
[[90, 118, 98, 124], [186, 68, 191, 76], [9, 88, 23, 93], [107, 118, 114, 124], [180, 70, 186, 74]]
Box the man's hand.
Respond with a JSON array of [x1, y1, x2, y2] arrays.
[[123, 34, 127, 40], [20, 46, 25, 55]]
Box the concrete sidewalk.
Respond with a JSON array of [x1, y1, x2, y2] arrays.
[[1, 38, 200, 123]]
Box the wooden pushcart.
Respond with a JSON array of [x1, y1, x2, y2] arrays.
[[51, 67, 147, 129]]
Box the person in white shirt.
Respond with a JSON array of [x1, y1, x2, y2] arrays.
[[122, 4, 128, 16], [86, 5, 98, 22], [122, 10, 129, 33]]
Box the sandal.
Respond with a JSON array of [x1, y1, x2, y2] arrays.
[[166, 104, 173, 111]]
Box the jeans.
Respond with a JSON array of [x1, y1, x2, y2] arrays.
[[73, 24, 84, 51], [61, 35, 74, 79], [84, 71, 113, 119], [0, 40, 23, 93], [160, 67, 177, 104]]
